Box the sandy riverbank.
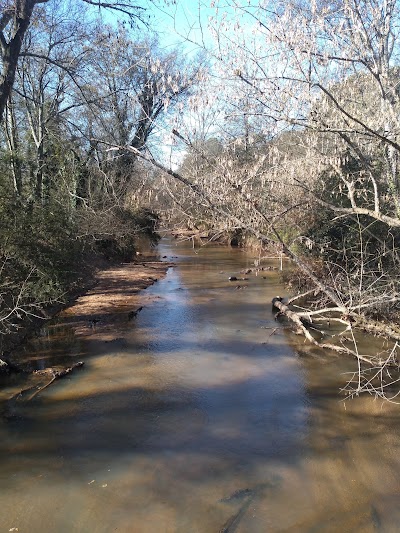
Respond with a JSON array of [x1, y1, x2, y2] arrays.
[[1, 257, 173, 413], [59, 259, 173, 342]]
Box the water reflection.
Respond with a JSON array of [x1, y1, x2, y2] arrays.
[[0, 240, 399, 532]]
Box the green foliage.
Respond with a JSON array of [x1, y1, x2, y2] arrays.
[[0, 196, 161, 342], [307, 205, 400, 269], [0, 1, 197, 348], [0, 200, 83, 305]]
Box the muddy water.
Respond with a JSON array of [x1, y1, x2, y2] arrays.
[[1, 240, 400, 532]]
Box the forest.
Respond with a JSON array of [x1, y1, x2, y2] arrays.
[[1, 0, 400, 400]]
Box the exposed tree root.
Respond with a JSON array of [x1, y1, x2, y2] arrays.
[[0, 356, 26, 375]]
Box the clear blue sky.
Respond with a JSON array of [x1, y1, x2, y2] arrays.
[[147, 0, 214, 51], [94, 0, 213, 52]]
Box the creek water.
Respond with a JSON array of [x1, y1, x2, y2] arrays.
[[0, 239, 400, 532]]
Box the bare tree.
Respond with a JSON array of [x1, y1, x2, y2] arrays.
[[76, 28, 201, 204], [0, 0, 158, 124], [13, 2, 90, 203]]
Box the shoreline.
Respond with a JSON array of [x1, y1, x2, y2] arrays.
[[58, 258, 174, 342], [2, 256, 173, 372], [1, 256, 173, 415]]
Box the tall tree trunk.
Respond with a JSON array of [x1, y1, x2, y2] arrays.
[[4, 97, 22, 197], [0, 1, 39, 123], [34, 140, 44, 202]]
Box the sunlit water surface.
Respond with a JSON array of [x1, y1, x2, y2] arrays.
[[0, 240, 400, 532]]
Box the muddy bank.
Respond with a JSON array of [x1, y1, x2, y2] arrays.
[[2, 256, 172, 363], [0, 254, 111, 360], [1, 257, 172, 413], [58, 259, 173, 342]]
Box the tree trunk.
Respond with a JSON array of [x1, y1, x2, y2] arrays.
[[4, 97, 23, 196], [0, 1, 38, 123], [34, 140, 44, 202]]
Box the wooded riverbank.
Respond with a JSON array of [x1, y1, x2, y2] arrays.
[[1, 254, 172, 412]]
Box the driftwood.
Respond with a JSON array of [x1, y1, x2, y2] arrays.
[[271, 297, 375, 364], [30, 361, 85, 399], [272, 297, 313, 338], [5, 362, 85, 415]]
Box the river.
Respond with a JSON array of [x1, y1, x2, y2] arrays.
[[0, 239, 400, 532]]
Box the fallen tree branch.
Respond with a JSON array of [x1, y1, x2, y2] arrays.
[[3, 362, 85, 418], [341, 343, 400, 401], [272, 297, 375, 364], [29, 362, 85, 400]]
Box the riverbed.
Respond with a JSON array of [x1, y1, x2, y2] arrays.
[[0, 239, 399, 532]]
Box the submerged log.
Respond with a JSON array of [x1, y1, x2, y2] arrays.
[[30, 362, 85, 399], [34, 361, 84, 380], [4, 362, 85, 417]]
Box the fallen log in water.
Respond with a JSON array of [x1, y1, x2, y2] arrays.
[[31, 361, 85, 399], [272, 297, 314, 341], [271, 297, 374, 364], [3, 362, 85, 418]]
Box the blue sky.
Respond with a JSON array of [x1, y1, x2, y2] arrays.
[[146, 1, 214, 51], [94, 0, 213, 52]]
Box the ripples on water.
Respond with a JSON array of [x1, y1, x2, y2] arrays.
[[0, 239, 400, 532]]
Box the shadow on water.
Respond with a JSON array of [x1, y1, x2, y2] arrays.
[[0, 239, 400, 532]]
